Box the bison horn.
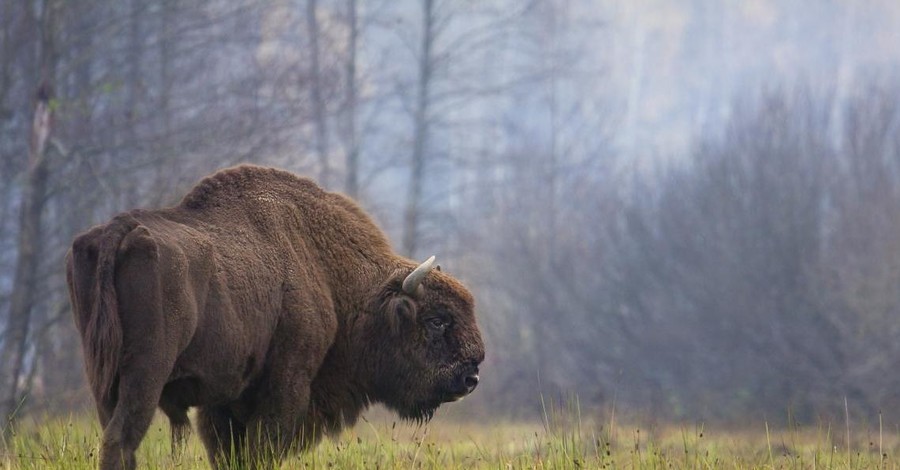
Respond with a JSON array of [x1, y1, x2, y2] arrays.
[[402, 255, 437, 295]]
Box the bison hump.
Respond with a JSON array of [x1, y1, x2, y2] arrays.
[[180, 165, 321, 210]]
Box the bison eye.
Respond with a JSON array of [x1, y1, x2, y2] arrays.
[[425, 317, 447, 332]]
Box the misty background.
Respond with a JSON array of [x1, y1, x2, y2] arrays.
[[2, 0, 900, 427]]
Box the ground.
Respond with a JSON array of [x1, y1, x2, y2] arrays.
[[2, 408, 898, 469]]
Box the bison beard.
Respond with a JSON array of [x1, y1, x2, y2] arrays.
[[65, 166, 484, 470]]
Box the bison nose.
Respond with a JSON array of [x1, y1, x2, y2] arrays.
[[447, 366, 480, 401], [460, 363, 479, 394]]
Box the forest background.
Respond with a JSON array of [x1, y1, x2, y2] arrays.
[[2, 0, 900, 430]]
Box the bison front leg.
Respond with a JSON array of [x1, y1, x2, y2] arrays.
[[242, 365, 315, 464], [244, 293, 336, 465], [200, 375, 314, 469], [197, 405, 248, 469]]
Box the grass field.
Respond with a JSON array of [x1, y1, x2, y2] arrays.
[[3, 408, 900, 469]]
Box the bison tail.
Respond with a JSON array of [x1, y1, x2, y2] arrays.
[[82, 217, 138, 403]]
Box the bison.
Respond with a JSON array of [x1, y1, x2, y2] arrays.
[[65, 166, 485, 469]]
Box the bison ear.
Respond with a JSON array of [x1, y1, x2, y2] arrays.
[[383, 294, 417, 335]]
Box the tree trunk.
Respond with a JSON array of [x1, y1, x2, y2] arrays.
[[125, 0, 143, 145], [0, 0, 57, 431], [402, 0, 434, 257], [0, 2, 13, 122], [149, 0, 176, 207], [343, 0, 359, 198], [1, 85, 53, 430], [307, 0, 330, 187]]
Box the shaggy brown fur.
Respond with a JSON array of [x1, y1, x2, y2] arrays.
[[65, 166, 484, 470]]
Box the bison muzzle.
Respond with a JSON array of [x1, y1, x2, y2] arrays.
[[65, 166, 485, 469]]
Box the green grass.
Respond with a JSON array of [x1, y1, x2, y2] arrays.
[[3, 410, 900, 469]]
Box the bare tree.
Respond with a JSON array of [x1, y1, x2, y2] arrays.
[[342, 0, 360, 198], [1, 0, 59, 428], [401, 0, 435, 257], [307, 0, 331, 187]]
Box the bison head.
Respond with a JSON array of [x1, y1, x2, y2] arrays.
[[360, 256, 485, 422]]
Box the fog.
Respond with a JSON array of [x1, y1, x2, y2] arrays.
[[2, 0, 900, 426]]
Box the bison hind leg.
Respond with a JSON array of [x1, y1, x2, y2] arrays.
[[159, 400, 191, 454]]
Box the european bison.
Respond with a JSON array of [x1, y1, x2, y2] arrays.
[[66, 166, 484, 469]]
